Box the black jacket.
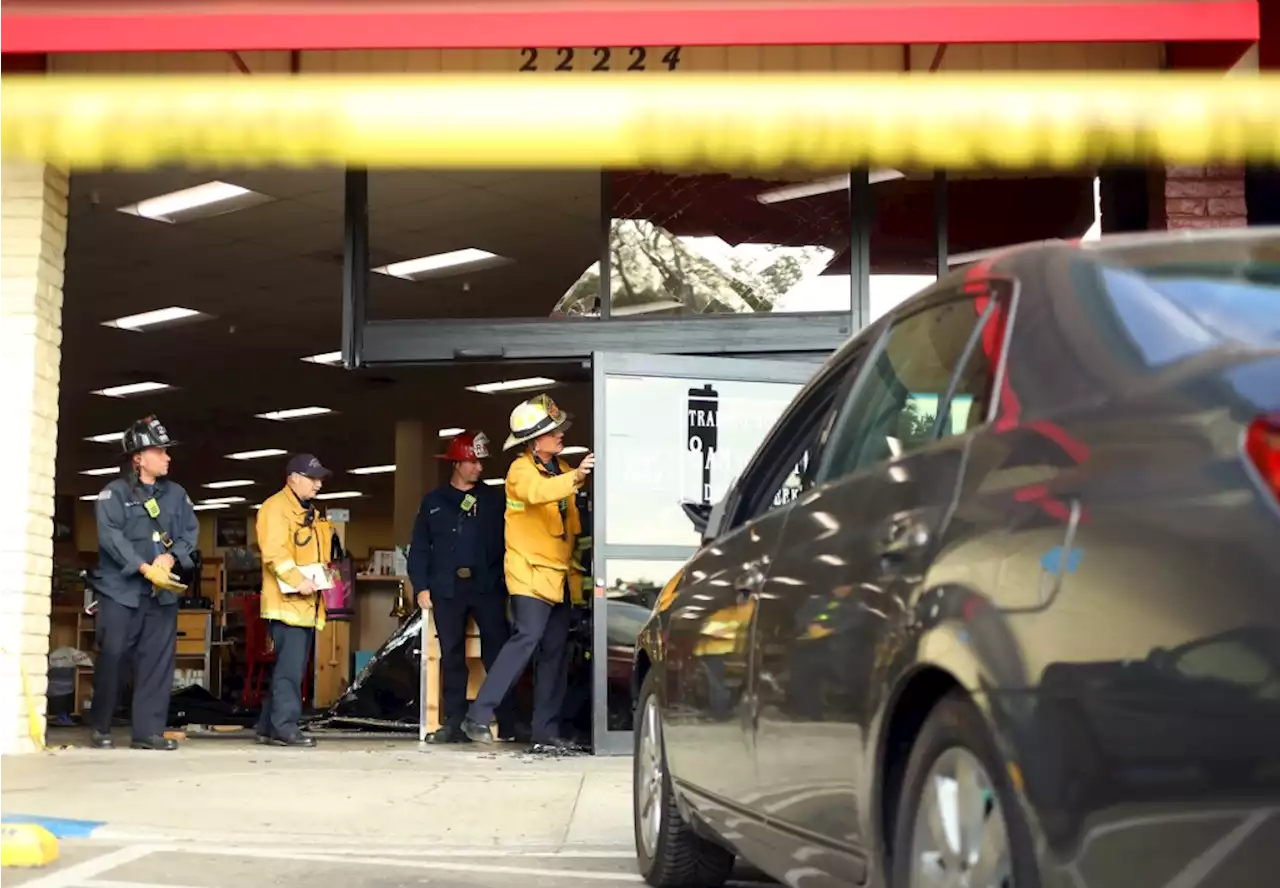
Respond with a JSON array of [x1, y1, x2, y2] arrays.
[[94, 474, 199, 608], [407, 483, 505, 600]]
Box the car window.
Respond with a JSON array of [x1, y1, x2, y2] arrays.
[[731, 346, 868, 526], [819, 291, 1002, 482]]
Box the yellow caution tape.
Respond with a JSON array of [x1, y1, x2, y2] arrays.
[[1, 824, 60, 869], [1, 645, 46, 753], [2, 73, 1279, 170]]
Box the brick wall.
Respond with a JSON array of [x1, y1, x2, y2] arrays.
[[1164, 165, 1249, 229], [0, 161, 68, 755]]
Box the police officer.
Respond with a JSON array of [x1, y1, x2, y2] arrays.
[[90, 416, 198, 751], [408, 431, 523, 743], [462, 396, 595, 754]]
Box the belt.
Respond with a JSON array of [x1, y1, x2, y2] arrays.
[[456, 567, 473, 579]]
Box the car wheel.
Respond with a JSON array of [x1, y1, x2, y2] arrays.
[[890, 691, 1039, 888], [634, 669, 735, 888]]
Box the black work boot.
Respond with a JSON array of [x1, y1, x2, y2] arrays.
[[427, 723, 470, 744], [90, 729, 114, 749], [270, 732, 316, 748], [131, 735, 178, 751], [460, 717, 494, 745]]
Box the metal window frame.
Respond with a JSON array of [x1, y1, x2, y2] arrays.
[[590, 351, 822, 755]]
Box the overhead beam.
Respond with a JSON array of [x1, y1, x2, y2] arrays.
[[0, 2, 1259, 54], [341, 169, 369, 370], [360, 314, 853, 366]]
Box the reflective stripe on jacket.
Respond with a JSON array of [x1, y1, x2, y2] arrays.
[[256, 486, 330, 629], [504, 451, 583, 605]]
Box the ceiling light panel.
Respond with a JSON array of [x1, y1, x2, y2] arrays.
[[314, 491, 363, 500], [79, 467, 119, 477], [203, 479, 255, 489], [193, 503, 231, 512], [483, 478, 504, 486], [254, 407, 333, 421], [560, 446, 589, 455], [348, 465, 396, 475], [102, 306, 211, 332], [438, 427, 465, 438], [374, 248, 511, 281], [118, 181, 274, 224], [466, 376, 556, 395], [85, 432, 125, 444], [92, 381, 173, 398], [201, 496, 247, 505], [79, 494, 101, 502], [226, 448, 288, 460]]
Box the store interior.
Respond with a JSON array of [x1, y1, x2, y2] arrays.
[[46, 165, 1096, 745]]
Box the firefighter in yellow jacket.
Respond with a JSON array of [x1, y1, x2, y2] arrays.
[[254, 453, 334, 748], [462, 394, 594, 753]]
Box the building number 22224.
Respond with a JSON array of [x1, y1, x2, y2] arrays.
[[519, 47, 683, 72]]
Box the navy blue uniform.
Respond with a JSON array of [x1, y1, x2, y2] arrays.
[[408, 483, 516, 733], [90, 475, 199, 738]]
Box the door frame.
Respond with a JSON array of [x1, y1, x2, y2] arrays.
[[590, 350, 822, 754]]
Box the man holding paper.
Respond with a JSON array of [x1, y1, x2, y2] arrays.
[[255, 453, 335, 747]]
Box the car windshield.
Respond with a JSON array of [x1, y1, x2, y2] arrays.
[[1097, 254, 1279, 363]]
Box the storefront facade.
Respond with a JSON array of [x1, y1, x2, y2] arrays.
[[2, 0, 1274, 753]]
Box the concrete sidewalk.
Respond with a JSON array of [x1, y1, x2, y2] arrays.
[[1, 736, 635, 851]]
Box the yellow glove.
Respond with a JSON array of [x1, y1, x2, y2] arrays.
[[143, 562, 187, 593]]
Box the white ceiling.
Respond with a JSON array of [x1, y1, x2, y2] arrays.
[[58, 168, 605, 511]]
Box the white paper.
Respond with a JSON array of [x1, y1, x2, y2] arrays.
[[279, 562, 335, 594]]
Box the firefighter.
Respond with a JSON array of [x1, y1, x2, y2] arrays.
[[461, 395, 595, 754], [254, 453, 334, 747], [90, 416, 198, 751], [408, 430, 523, 743]]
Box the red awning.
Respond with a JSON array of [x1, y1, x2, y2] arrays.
[[0, 1, 1261, 55]]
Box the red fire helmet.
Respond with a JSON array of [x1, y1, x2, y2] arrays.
[[439, 430, 491, 462]]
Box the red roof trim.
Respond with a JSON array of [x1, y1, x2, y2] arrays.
[[0, 2, 1260, 55]]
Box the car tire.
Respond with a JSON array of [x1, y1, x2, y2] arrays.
[[634, 669, 735, 888], [889, 690, 1040, 888]]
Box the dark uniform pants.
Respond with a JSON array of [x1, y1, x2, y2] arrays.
[[91, 594, 177, 738], [468, 595, 571, 743], [433, 579, 518, 731], [256, 621, 314, 739]]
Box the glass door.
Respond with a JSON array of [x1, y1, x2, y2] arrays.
[[590, 351, 823, 754]]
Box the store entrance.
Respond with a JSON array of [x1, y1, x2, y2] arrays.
[[588, 352, 821, 754]]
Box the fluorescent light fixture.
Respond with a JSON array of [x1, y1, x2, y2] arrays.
[[466, 376, 556, 395], [79, 467, 119, 477], [756, 169, 905, 205], [560, 446, 589, 456], [226, 448, 288, 460], [348, 465, 395, 475], [201, 496, 247, 505], [203, 479, 255, 489], [302, 351, 343, 365], [438, 427, 465, 438], [85, 431, 125, 444], [118, 181, 273, 224], [102, 306, 210, 332], [314, 490, 363, 501], [92, 381, 172, 398], [79, 494, 101, 502], [255, 406, 333, 421], [483, 478, 504, 486], [193, 503, 231, 512], [374, 248, 511, 281]]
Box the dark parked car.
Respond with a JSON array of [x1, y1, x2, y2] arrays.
[[630, 229, 1280, 888]]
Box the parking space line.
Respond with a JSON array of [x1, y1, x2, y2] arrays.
[[80, 880, 202, 888], [11, 845, 156, 888], [156, 844, 643, 883]]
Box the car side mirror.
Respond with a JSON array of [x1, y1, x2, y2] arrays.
[[680, 501, 713, 535]]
